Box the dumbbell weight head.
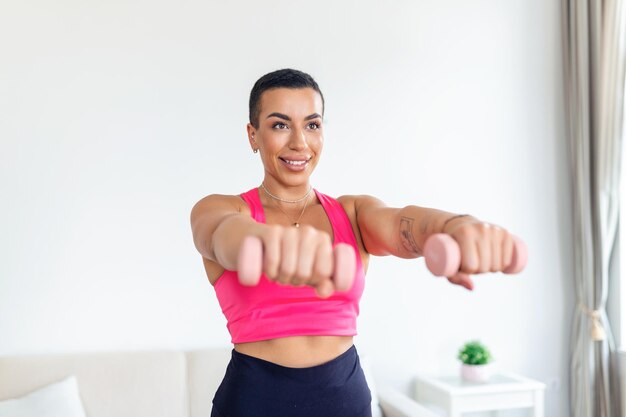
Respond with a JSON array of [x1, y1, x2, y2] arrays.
[[237, 235, 263, 286]]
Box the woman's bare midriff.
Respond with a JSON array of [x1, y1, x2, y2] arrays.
[[234, 335, 354, 368]]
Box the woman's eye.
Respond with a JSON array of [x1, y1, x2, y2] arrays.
[[273, 122, 288, 129], [308, 122, 321, 130]]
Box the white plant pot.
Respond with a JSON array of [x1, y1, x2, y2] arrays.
[[460, 363, 493, 382]]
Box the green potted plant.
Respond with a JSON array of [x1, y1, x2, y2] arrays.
[[458, 340, 493, 382]]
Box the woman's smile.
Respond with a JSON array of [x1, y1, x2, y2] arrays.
[[279, 155, 312, 171]]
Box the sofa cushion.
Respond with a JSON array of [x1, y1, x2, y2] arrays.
[[185, 347, 232, 417], [0, 350, 188, 417], [0, 375, 86, 417]]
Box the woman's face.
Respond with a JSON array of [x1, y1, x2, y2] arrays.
[[247, 87, 324, 188]]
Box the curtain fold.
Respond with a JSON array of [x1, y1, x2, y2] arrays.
[[562, 0, 626, 416]]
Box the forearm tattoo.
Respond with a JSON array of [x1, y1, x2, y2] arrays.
[[400, 216, 421, 254]]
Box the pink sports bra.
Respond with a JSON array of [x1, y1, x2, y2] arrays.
[[213, 187, 366, 344]]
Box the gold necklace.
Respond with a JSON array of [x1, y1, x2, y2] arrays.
[[261, 182, 312, 204], [271, 193, 311, 227]]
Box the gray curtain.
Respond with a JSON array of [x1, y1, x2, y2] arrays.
[[562, 0, 626, 416]]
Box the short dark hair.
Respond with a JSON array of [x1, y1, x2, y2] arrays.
[[248, 68, 325, 128]]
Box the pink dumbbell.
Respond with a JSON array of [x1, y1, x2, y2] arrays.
[[423, 233, 528, 277], [236, 236, 356, 292]]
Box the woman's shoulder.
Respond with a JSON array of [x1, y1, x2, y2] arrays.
[[190, 192, 250, 218], [335, 193, 387, 211]]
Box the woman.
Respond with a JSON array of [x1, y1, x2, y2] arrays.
[[190, 69, 517, 417]]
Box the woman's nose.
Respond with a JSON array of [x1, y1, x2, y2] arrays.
[[288, 130, 307, 150]]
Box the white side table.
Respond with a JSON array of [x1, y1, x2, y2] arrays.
[[414, 372, 546, 417]]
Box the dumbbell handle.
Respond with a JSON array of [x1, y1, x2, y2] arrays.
[[423, 233, 527, 277], [236, 236, 356, 292]]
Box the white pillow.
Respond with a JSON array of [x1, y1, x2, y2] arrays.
[[0, 375, 86, 417]]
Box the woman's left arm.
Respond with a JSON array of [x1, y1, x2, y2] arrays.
[[352, 195, 516, 290]]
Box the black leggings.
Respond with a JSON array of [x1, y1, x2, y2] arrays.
[[210, 344, 373, 417]]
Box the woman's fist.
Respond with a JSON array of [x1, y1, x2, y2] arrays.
[[237, 225, 356, 298], [429, 218, 527, 290]]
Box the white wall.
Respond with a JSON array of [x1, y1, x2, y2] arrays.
[[0, 1, 571, 415]]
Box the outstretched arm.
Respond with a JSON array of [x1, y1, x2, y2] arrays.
[[353, 195, 516, 290]]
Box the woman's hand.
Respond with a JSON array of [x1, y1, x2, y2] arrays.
[[241, 224, 350, 298], [441, 217, 517, 291]]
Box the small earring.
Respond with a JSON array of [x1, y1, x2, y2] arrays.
[[253, 149, 258, 154]]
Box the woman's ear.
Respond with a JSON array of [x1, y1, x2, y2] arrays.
[[246, 123, 258, 152]]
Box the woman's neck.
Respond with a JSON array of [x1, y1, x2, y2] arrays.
[[260, 180, 312, 203]]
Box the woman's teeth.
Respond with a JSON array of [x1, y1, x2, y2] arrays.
[[283, 159, 308, 165]]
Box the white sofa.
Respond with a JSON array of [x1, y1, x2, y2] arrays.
[[0, 347, 436, 417]]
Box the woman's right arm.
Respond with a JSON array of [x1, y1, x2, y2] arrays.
[[190, 194, 264, 271], [190, 194, 339, 297]]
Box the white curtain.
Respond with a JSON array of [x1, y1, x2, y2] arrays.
[[562, 0, 626, 416]]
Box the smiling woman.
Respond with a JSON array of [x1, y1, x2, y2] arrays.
[[189, 68, 522, 417]]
